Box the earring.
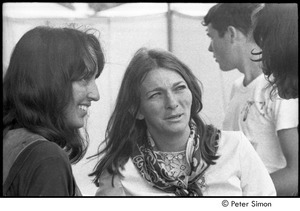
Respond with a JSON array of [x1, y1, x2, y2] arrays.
[[136, 113, 144, 120]]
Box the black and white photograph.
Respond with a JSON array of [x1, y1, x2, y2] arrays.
[[2, 2, 299, 209]]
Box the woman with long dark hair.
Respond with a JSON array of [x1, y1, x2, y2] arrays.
[[252, 3, 298, 99], [252, 4, 299, 195], [3, 26, 105, 196], [90, 48, 275, 196]]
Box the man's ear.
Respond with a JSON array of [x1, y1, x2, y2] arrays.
[[227, 26, 238, 43], [228, 26, 246, 43]]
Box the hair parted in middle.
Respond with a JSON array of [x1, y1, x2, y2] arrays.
[[89, 48, 219, 186], [3, 26, 105, 163]]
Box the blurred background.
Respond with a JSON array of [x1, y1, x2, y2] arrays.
[[3, 3, 242, 195]]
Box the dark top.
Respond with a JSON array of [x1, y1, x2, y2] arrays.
[[3, 128, 80, 196]]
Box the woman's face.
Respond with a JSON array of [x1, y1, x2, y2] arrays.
[[64, 71, 100, 129], [138, 68, 193, 137]]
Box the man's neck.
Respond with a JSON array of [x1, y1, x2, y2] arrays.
[[242, 63, 262, 87], [237, 50, 263, 87]]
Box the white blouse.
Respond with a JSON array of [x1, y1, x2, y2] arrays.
[[96, 131, 276, 196]]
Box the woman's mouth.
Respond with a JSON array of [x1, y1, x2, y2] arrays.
[[165, 114, 183, 120], [79, 105, 88, 112]]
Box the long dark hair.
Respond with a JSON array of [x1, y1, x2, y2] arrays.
[[252, 3, 298, 99], [3, 26, 105, 164], [89, 48, 219, 186]]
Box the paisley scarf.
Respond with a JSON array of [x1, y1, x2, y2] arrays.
[[131, 122, 211, 196]]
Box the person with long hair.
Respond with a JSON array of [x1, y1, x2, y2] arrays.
[[252, 3, 298, 100], [252, 3, 299, 196], [203, 3, 298, 196], [3, 26, 105, 196], [89, 48, 275, 196]]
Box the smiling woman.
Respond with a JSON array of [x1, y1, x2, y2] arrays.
[[3, 26, 105, 196], [65, 70, 100, 129], [89, 47, 276, 196]]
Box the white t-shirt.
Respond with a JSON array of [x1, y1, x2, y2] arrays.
[[223, 74, 298, 173], [96, 131, 276, 196]]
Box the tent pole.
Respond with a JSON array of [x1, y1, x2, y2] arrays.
[[167, 3, 173, 52]]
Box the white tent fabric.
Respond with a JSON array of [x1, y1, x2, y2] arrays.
[[3, 3, 87, 19], [171, 3, 217, 16], [96, 3, 217, 17], [3, 3, 242, 196], [73, 3, 95, 17], [97, 3, 168, 17]]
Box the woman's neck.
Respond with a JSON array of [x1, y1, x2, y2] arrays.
[[149, 126, 191, 152]]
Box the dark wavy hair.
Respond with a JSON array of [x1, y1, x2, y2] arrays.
[[202, 3, 263, 37], [3, 26, 105, 164], [89, 48, 220, 186], [252, 3, 298, 99]]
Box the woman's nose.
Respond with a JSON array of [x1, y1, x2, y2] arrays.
[[165, 93, 178, 109], [87, 80, 100, 101]]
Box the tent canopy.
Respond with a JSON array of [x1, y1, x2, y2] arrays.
[[171, 3, 216, 16], [3, 3, 87, 19], [96, 3, 216, 17]]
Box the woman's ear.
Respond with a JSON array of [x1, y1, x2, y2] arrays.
[[136, 110, 144, 120], [129, 107, 144, 120]]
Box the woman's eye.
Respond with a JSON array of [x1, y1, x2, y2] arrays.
[[176, 85, 186, 90], [149, 92, 160, 99]]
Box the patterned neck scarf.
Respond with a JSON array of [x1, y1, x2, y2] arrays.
[[131, 122, 209, 196]]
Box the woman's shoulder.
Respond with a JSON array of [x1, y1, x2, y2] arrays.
[[4, 128, 70, 168], [217, 130, 249, 155], [216, 130, 261, 164], [218, 130, 246, 144], [30, 140, 69, 161], [5, 128, 68, 160], [4, 130, 74, 196]]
